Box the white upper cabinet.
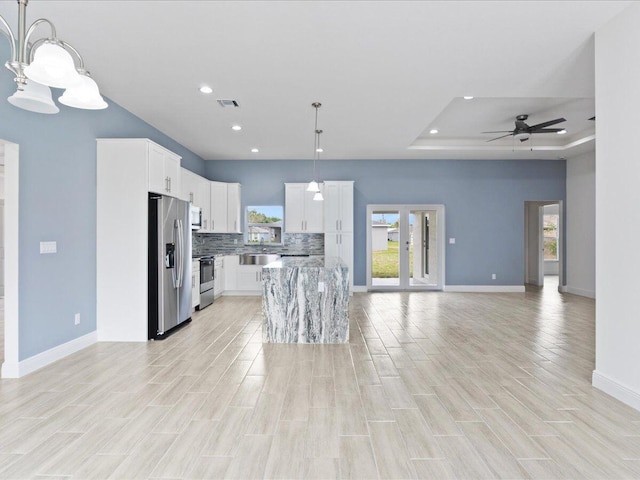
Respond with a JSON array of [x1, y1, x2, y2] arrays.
[[285, 183, 324, 233], [180, 168, 198, 204], [324, 181, 354, 232], [210, 181, 228, 233], [227, 183, 242, 233], [198, 177, 212, 232], [148, 142, 181, 197]]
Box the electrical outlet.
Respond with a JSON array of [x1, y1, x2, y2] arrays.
[[74, 313, 81, 325], [449, 238, 456, 244], [491, 273, 496, 280], [234, 239, 238, 245], [318, 281, 325, 292]]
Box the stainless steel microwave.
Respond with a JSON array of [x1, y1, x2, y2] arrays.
[[190, 205, 202, 230]]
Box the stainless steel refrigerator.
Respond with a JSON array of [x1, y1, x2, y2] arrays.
[[148, 193, 192, 339]]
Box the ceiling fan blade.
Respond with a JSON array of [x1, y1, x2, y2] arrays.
[[529, 117, 566, 130], [481, 130, 513, 134], [520, 137, 530, 142], [531, 128, 564, 133], [486, 133, 514, 142]]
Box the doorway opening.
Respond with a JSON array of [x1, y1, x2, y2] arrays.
[[366, 204, 445, 290], [1, 139, 19, 377], [524, 200, 564, 290]]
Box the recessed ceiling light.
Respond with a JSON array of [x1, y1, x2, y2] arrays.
[[251, 148, 259, 153], [199, 86, 213, 94], [231, 125, 242, 131], [430, 129, 438, 134], [463, 96, 474, 100], [557, 129, 567, 134]]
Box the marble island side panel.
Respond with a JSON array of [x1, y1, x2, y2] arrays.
[[262, 257, 349, 343]]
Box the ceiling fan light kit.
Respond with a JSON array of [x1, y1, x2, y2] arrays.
[[1, 0, 107, 113]]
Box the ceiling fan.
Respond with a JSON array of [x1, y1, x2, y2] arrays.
[[483, 114, 566, 142]]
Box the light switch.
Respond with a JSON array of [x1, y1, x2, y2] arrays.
[[40, 241, 57, 254], [318, 281, 325, 292], [449, 238, 456, 244]]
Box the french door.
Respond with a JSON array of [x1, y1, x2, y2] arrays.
[[366, 204, 445, 290]]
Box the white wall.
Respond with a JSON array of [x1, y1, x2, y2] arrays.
[[593, 3, 640, 411], [565, 151, 595, 297]]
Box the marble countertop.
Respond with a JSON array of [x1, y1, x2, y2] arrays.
[[263, 256, 346, 269]]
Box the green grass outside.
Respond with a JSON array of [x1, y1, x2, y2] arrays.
[[372, 241, 413, 278]]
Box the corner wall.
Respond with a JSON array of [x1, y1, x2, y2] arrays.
[[566, 151, 595, 298], [0, 43, 205, 362], [593, 3, 640, 410]]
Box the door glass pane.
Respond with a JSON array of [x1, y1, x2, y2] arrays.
[[410, 209, 439, 287], [371, 210, 400, 286]]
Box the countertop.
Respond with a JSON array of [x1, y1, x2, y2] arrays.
[[263, 256, 345, 269]]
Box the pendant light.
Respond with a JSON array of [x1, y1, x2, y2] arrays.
[[307, 102, 323, 200], [1, 0, 107, 113]]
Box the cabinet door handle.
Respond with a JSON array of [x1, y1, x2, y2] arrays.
[[336, 220, 339, 230], [190, 192, 193, 203], [301, 220, 304, 231], [340, 220, 342, 230]]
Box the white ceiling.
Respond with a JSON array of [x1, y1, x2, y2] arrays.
[[0, 1, 632, 161]]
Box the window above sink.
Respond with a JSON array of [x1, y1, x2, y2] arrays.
[[245, 205, 283, 245]]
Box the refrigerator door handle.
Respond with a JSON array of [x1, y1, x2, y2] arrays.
[[172, 220, 179, 288], [176, 219, 184, 288]]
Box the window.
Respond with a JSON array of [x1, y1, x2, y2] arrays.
[[245, 206, 283, 245], [543, 213, 559, 261]]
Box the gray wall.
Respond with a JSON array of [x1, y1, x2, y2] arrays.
[[0, 43, 204, 360], [205, 159, 566, 286]]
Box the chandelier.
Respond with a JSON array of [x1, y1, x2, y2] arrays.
[[307, 102, 324, 201], [0, 0, 107, 114]]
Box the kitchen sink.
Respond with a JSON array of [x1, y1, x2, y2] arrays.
[[239, 253, 281, 265]]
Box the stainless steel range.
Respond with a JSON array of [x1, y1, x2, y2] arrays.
[[198, 256, 215, 310]]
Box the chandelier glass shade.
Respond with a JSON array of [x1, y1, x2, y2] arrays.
[[7, 78, 59, 114], [23, 41, 81, 89], [1, 0, 107, 114], [59, 73, 108, 110]]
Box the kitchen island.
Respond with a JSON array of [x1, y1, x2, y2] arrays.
[[262, 256, 349, 343]]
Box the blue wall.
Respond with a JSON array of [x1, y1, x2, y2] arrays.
[[205, 159, 566, 286], [0, 43, 204, 360]]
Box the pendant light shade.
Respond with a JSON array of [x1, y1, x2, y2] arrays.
[[7, 79, 59, 114], [59, 73, 108, 110], [313, 191, 324, 202], [24, 42, 81, 89], [306, 180, 320, 193]]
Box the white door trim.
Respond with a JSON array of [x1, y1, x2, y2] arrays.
[[366, 204, 445, 291], [1, 140, 19, 378]]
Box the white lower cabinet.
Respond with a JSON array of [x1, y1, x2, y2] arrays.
[[214, 257, 225, 297], [221, 255, 262, 294], [237, 265, 263, 291], [192, 260, 200, 310]]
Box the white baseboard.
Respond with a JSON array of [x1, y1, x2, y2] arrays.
[[444, 285, 526, 293], [565, 285, 595, 299], [1, 331, 97, 378], [593, 370, 640, 412]]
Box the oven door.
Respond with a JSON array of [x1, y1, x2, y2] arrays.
[[200, 257, 214, 286]]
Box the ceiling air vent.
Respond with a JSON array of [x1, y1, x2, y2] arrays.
[[217, 99, 240, 108]]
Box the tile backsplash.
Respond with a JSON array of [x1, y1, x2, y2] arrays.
[[193, 232, 324, 256]]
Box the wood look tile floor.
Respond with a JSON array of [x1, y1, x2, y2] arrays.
[[2, 284, 640, 479]]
